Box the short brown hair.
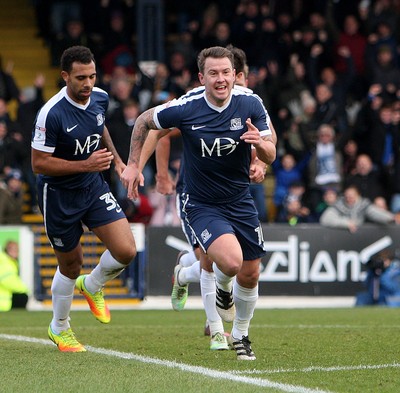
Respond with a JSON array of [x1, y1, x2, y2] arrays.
[[226, 44, 247, 76], [197, 46, 234, 74]]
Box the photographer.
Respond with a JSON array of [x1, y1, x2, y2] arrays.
[[356, 250, 400, 306]]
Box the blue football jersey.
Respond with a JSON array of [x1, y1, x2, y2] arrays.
[[32, 86, 108, 188], [154, 88, 270, 203]]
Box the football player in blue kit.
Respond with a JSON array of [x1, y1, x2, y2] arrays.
[[122, 46, 276, 360], [138, 45, 277, 352], [31, 46, 137, 352]]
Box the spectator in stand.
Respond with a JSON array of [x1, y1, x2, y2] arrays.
[[50, 19, 90, 66], [0, 56, 20, 104], [358, 102, 399, 197], [366, 44, 400, 102], [307, 123, 343, 211], [312, 187, 338, 221], [0, 121, 26, 179], [48, 0, 82, 39], [106, 75, 135, 118], [306, 83, 342, 145], [16, 74, 46, 141], [271, 152, 310, 217], [275, 12, 294, 47], [333, 14, 367, 78], [275, 181, 312, 225], [353, 83, 385, 154], [210, 22, 232, 48], [277, 90, 317, 162], [308, 43, 354, 136], [308, 11, 335, 64], [150, 63, 183, 107], [0, 98, 14, 128], [101, 65, 152, 113], [363, 0, 398, 35], [101, 9, 132, 58], [167, 30, 198, 74], [344, 153, 386, 206], [366, 19, 398, 66], [341, 139, 359, 177], [290, 25, 318, 67], [320, 184, 400, 233], [0, 169, 24, 224], [333, 14, 368, 101], [258, 16, 285, 67], [389, 102, 400, 212], [0, 240, 29, 312], [167, 51, 192, 95], [231, 0, 262, 66], [99, 9, 135, 81], [257, 58, 282, 114], [246, 67, 270, 110], [279, 54, 312, 111], [15, 73, 46, 212], [190, 3, 220, 51]]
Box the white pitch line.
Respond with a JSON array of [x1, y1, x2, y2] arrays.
[[0, 334, 333, 393], [232, 363, 400, 375], [252, 324, 400, 329]]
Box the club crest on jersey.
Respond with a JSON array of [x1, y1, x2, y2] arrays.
[[96, 113, 105, 126], [230, 118, 243, 130]]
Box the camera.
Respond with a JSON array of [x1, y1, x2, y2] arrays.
[[367, 256, 385, 272]]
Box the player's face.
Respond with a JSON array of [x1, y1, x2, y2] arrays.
[[62, 61, 97, 105], [198, 57, 235, 107]]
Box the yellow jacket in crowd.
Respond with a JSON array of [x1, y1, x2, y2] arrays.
[[0, 249, 28, 311]]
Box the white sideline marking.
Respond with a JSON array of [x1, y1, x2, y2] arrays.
[[0, 334, 332, 393], [253, 324, 400, 329], [233, 363, 400, 375]]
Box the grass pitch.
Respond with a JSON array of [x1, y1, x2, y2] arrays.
[[0, 307, 399, 393]]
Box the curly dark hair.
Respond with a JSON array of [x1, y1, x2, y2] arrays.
[[60, 46, 95, 73]]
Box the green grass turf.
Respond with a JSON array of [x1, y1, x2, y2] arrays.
[[0, 307, 399, 393]]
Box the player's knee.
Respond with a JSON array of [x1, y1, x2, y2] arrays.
[[115, 244, 137, 266], [237, 267, 259, 287], [59, 263, 82, 280], [223, 260, 242, 277]]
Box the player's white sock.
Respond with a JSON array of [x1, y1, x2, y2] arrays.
[[179, 249, 198, 267], [178, 260, 201, 285], [84, 250, 126, 293], [200, 269, 224, 335], [50, 267, 74, 333], [213, 262, 233, 292], [231, 281, 258, 339]]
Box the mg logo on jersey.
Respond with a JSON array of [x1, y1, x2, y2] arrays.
[[74, 134, 101, 155], [200, 137, 239, 157]]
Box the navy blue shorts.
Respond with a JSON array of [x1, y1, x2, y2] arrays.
[[183, 192, 266, 260], [37, 175, 126, 252]]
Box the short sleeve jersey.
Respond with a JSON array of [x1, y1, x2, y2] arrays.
[[31, 86, 108, 188], [154, 88, 270, 203]]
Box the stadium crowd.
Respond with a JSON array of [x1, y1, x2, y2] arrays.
[[2, 0, 400, 226]]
